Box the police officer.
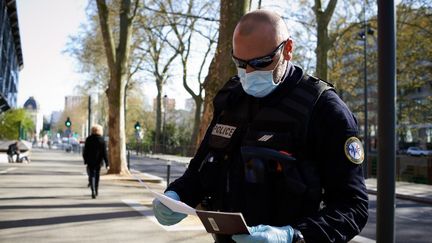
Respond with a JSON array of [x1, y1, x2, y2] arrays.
[[153, 9, 368, 243]]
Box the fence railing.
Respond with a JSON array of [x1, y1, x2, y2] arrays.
[[367, 153, 432, 185], [127, 143, 197, 157]]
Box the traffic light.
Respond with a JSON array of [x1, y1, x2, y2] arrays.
[[65, 117, 72, 128], [134, 121, 141, 131]]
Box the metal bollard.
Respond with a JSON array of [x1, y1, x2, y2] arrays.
[[127, 150, 130, 170], [166, 161, 171, 187]]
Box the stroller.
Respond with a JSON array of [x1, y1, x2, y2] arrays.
[[16, 150, 30, 163]]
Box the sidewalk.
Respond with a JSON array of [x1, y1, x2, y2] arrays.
[[0, 148, 211, 243], [365, 178, 432, 205]]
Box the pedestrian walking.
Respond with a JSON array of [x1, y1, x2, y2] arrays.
[[152, 9, 368, 243], [83, 124, 109, 199]]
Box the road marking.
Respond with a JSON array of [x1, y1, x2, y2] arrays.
[[122, 199, 205, 232], [0, 167, 17, 174], [350, 235, 376, 243], [130, 169, 164, 181]]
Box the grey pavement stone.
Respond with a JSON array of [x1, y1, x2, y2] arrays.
[[365, 178, 432, 205]]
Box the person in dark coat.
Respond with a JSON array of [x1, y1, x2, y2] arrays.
[[83, 124, 109, 199], [7, 141, 20, 163]]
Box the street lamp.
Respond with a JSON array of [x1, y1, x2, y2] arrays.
[[88, 95, 92, 137], [358, 9, 374, 178], [87, 92, 99, 137]]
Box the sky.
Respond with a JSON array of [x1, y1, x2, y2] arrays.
[[16, 0, 90, 116], [14, 0, 392, 117], [15, 0, 200, 117], [15, 0, 296, 117]]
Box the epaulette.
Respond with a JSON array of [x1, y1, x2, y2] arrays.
[[213, 75, 244, 115]]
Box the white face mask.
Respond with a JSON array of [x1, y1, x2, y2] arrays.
[[238, 68, 279, 98], [238, 49, 285, 98]]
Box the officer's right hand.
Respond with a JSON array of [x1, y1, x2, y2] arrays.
[[152, 190, 187, 225]]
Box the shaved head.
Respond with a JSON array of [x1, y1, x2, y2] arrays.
[[233, 10, 293, 84], [235, 10, 289, 43]]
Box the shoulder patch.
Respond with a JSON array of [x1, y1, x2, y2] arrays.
[[344, 137, 364, 164]]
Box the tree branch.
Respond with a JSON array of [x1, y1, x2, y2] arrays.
[[323, 0, 338, 26], [142, 5, 218, 22], [96, 0, 116, 71], [130, 0, 140, 20], [117, 0, 133, 69]]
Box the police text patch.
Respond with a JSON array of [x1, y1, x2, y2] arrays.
[[344, 137, 364, 164], [211, 124, 236, 139]]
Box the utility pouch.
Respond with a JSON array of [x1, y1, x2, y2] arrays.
[[198, 152, 224, 193], [240, 146, 318, 226]]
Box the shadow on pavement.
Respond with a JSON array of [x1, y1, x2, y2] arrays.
[[0, 186, 88, 189], [0, 209, 150, 229], [7, 171, 83, 176], [0, 196, 59, 201], [0, 202, 128, 210], [28, 159, 82, 163]]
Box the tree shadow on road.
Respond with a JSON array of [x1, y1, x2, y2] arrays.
[[0, 202, 128, 210], [0, 209, 151, 229]]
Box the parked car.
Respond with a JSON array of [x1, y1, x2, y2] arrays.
[[406, 147, 432, 156]]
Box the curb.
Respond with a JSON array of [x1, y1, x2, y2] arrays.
[[367, 189, 432, 205]]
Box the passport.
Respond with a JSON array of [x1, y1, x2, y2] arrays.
[[196, 210, 250, 235]]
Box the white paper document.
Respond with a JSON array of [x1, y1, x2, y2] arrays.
[[131, 173, 197, 215], [131, 172, 250, 235], [151, 191, 197, 215]]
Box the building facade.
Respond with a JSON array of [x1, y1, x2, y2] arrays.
[[0, 0, 23, 113], [152, 96, 176, 112], [65, 96, 86, 110], [400, 81, 432, 148], [23, 96, 43, 140]]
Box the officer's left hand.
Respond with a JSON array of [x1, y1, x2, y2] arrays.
[[232, 224, 294, 243]]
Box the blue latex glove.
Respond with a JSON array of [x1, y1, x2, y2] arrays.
[[232, 224, 294, 243], [152, 190, 187, 225]]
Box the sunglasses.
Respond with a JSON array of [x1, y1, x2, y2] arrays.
[[232, 41, 286, 70]]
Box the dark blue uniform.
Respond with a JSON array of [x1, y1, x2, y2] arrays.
[[167, 63, 368, 242]]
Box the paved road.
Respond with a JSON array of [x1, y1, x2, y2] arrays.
[[129, 154, 188, 186], [361, 194, 432, 242]]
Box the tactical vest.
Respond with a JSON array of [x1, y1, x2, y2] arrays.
[[199, 74, 334, 227]]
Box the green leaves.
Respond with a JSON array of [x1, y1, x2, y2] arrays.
[[0, 109, 34, 140]]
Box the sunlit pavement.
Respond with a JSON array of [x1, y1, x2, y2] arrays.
[[0, 148, 211, 243]]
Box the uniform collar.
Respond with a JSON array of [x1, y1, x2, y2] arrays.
[[260, 62, 304, 102]]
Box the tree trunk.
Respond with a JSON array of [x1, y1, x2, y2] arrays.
[[197, 0, 249, 144], [314, 0, 337, 80], [106, 78, 128, 174], [316, 21, 329, 80], [96, 0, 137, 175], [190, 96, 203, 154], [155, 85, 163, 153]]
